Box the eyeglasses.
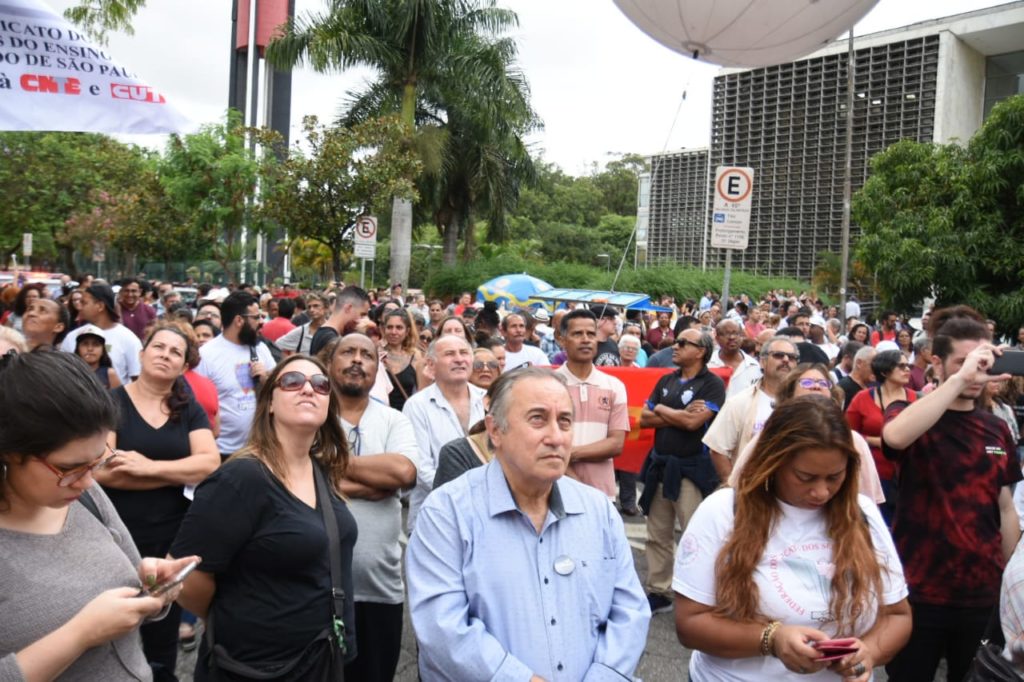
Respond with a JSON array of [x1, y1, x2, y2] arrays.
[[473, 360, 500, 372], [420, 334, 433, 342], [198, 311, 221, 320], [38, 444, 116, 487], [274, 371, 332, 396], [894, 362, 911, 371], [766, 351, 800, 363], [676, 339, 703, 350], [798, 378, 833, 390]]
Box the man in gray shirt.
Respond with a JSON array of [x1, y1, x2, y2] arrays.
[[326, 333, 419, 682]]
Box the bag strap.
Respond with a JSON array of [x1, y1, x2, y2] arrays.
[[312, 460, 348, 656], [78, 488, 103, 523]]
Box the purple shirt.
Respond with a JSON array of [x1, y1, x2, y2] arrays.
[[120, 302, 157, 340]]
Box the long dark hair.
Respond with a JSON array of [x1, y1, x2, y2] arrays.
[[142, 323, 194, 423], [230, 355, 348, 492]]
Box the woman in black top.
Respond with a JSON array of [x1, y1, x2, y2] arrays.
[[171, 354, 358, 680], [95, 323, 219, 678], [380, 309, 426, 411]]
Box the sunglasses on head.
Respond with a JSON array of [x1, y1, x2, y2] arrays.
[[473, 360, 500, 372], [275, 370, 332, 395]]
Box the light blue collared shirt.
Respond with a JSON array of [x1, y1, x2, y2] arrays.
[[402, 381, 486, 532], [406, 459, 651, 681]]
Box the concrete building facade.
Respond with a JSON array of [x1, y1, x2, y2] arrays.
[[644, 2, 1024, 280]]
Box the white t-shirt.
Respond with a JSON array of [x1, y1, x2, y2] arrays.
[[340, 399, 420, 604], [751, 390, 774, 437], [502, 343, 550, 371], [61, 323, 142, 384], [673, 488, 907, 681], [195, 335, 276, 455]]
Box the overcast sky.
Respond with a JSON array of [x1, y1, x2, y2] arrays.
[[48, 0, 1006, 175]]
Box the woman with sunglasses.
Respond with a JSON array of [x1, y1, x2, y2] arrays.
[[676, 396, 911, 682], [94, 323, 219, 677], [469, 348, 500, 390], [170, 355, 357, 680], [380, 309, 426, 412], [729, 363, 885, 505], [0, 350, 199, 681], [845, 350, 916, 525]]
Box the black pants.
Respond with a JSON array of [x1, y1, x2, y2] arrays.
[[344, 601, 404, 682], [137, 539, 181, 682], [615, 469, 637, 511], [885, 601, 991, 682]]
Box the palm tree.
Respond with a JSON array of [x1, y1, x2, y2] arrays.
[[266, 0, 527, 285]]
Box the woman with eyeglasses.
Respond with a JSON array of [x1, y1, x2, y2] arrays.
[[676, 396, 911, 682], [469, 348, 500, 390], [380, 309, 426, 412], [729, 363, 885, 505], [93, 323, 219, 676], [0, 350, 199, 681], [845, 350, 916, 524], [170, 355, 357, 680]]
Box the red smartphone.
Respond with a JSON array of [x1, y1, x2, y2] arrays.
[[812, 638, 858, 661]]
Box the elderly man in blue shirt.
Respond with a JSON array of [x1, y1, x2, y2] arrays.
[[406, 366, 651, 681]]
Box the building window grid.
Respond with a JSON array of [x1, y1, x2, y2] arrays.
[[665, 34, 943, 278]]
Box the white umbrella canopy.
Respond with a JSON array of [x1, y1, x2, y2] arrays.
[[613, 0, 879, 68], [0, 0, 192, 133]]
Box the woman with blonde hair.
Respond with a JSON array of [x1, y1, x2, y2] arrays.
[[170, 355, 357, 679], [675, 396, 911, 681]]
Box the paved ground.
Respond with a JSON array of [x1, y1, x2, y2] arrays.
[[175, 512, 943, 681]]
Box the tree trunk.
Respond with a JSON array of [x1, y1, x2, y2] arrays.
[[331, 246, 343, 285], [442, 212, 460, 267], [389, 196, 413, 287], [461, 216, 476, 262]]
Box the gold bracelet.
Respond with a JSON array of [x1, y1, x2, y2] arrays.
[[760, 620, 781, 657]]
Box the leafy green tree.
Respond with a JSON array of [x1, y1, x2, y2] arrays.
[[0, 132, 149, 272], [63, 0, 147, 43], [592, 154, 647, 216], [159, 112, 272, 284], [266, 0, 524, 286], [854, 95, 1024, 329], [257, 115, 420, 283]]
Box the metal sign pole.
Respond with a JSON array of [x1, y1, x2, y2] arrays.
[[722, 249, 732, 307], [360, 258, 366, 289]]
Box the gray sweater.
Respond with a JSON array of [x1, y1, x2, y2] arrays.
[[0, 486, 152, 681]]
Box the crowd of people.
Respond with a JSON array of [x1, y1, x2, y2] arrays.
[[1, 273, 1024, 682]]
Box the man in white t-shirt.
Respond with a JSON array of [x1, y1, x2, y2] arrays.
[[707, 318, 762, 398], [500, 311, 548, 371], [328, 333, 419, 681], [196, 291, 275, 456], [60, 282, 141, 384], [703, 336, 799, 483]]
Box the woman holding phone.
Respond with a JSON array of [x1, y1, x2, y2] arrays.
[[171, 354, 357, 680], [0, 350, 197, 681], [675, 396, 911, 681]]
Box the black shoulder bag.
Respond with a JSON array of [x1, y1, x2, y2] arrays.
[[203, 462, 347, 681], [963, 606, 1023, 682]]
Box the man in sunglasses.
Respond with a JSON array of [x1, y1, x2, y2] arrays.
[[638, 328, 725, 615], [326, 333, 419, 682], [702, 335, 800, 484], [195, 291, 276, 457]]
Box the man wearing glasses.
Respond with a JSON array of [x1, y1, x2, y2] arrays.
[[196, 291, 276, 457], [702, 335, 800, 484], [117, 278, 156, 341], [707, 318, 762, 398], [638, 328, 726, 615], [327, 333, 419, 682]]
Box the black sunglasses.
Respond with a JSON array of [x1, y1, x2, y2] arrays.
[[676, 339, 702, 350], [275, 370, 332, 396]]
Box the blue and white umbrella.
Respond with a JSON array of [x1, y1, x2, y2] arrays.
[[476, 274, 554, 310]]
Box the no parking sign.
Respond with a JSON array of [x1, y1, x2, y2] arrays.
[[711, 166, 754, 250]]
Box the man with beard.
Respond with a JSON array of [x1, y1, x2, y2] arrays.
[[707, 318, 761, 398], [702, 335, 799, 482], [196, 291, 275, 457], [326, 333, 419, 682], [883, 307, 1022, 681]]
